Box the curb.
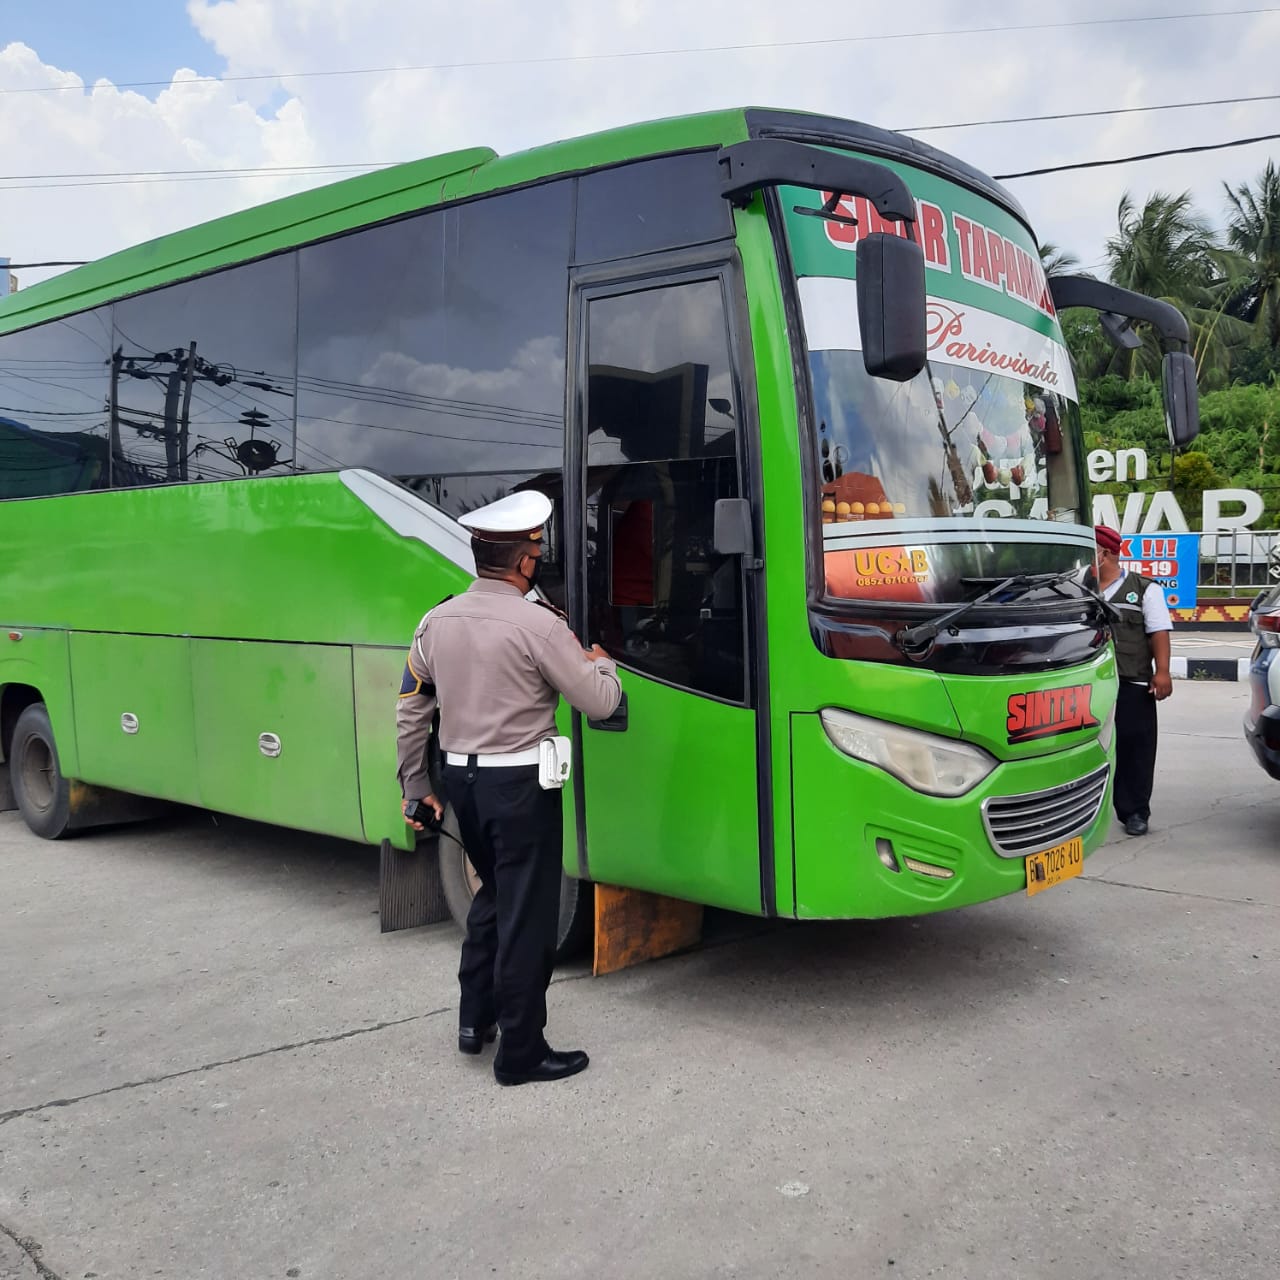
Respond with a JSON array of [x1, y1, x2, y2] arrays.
[[1170, 656, 1252, 682]]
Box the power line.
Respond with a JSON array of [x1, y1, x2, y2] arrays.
[[995, 131, 1280, 179], [3, 88, 1278, 193], [1, 164, 394, 183], [2, 7, 1276, 95], [0, 168, 391, 192], [900, 92, 1280, 134], [10, 128, 1280, 263]]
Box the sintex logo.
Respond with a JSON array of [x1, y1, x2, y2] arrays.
[[1006, 685, 1100, 744]]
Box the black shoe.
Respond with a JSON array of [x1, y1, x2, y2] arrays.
[[493, 1048, 589, 1086], [1123, 815, 1149, 837], [458, 1024, 497, 1055]]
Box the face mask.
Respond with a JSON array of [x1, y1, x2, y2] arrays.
[[521, 552, 542, 590]]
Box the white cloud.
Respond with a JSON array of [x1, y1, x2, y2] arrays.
[[2, 0, 1278, 295]]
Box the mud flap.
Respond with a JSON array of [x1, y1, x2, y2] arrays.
[[379, 837, 450, 933], [66, 780, 167, 829], [592, 883, 703, 976], [0, 764, 14, 813]]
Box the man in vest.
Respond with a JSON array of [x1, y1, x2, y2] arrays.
[[1092, 524, 1174, 836]]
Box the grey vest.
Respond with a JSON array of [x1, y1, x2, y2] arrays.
[[1107, 570, 1155, 682]]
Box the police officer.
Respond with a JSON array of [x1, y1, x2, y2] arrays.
[[395, 490, 622, 1085], [1092, 524, 1173, 836]]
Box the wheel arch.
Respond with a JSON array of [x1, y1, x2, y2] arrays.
[[0, 632, 79, 775], [1, 681, 47, 764]]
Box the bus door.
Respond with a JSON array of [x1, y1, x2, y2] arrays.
[[569, 268, 764, 916]]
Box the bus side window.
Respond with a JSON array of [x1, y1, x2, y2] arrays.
[[295, 180, 574, 613], [111, 254, 298, 486], [0, 309, 113, 498]]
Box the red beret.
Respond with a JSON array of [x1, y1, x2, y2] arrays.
[[1094, 525, 1123, 554]]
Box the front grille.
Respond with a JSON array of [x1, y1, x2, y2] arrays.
[[982, 764, 1110, 857]]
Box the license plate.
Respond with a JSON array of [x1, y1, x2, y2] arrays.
[[1025, 837, 1084, 897]]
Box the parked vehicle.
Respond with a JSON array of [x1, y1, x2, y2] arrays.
[[1244, 583, 1280, 779]]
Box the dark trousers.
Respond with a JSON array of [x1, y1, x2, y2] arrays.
[[1114, 680, 1159, 822], [442, 760, 563, 1072]]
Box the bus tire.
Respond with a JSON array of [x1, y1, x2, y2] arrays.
[[10, 703, 73, 840], [437, 806, 593, 962]]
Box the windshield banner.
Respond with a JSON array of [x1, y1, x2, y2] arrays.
[[799, 276, 1077, 400]]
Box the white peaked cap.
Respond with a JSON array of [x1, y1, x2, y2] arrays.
[[458, 489, 553, 539]]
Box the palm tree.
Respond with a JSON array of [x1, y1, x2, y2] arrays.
[[1105, 191, 1218, 299], [1038, 241, 1081, 280], [1103, 191, 1249, 385], [1223, 160, 1280, 352]]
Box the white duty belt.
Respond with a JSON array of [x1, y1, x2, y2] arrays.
[[444, 747, 540, 767]]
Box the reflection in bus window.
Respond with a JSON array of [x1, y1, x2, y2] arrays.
[[111, 257, 297, 486], [583, 279, 745, 703], [0, 309, 113, 498]]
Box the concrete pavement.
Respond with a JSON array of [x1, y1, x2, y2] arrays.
[[1, 681, 1277, 1280]]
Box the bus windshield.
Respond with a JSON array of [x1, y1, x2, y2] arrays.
[[781, 164, 1094, 609]]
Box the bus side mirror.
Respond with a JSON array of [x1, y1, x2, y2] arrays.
[[856, 232, 927, 382], [1161, 350, 1200, 448]]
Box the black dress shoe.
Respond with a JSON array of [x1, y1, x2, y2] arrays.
[[493, 1048, 589, 1086], [1123, 815, 1149, 836], [458, 1024, 497, 1055]]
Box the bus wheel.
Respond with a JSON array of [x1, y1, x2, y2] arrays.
[[10, 703, 73, 839], [437, 806, 593, 962]]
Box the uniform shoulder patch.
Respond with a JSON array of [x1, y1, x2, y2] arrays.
[[398, 663, 436, 699]]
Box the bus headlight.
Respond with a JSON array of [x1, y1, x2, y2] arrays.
[[820, 707, 997, 797]]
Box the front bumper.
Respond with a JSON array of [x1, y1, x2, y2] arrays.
[[789, 712, 1112, 918]]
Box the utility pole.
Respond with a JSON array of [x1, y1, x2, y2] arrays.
[[108, 347, 122, 488], [157, 342, 197, 481], [161, 359, 182, 481], [178, 341, 197, 482]]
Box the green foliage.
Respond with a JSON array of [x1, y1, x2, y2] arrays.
[[1231, 346, 1280, 385], [1081, 374, 1158, 415], [1081, 376, 1280, 529], [1058, 164, 1280, 532], [1171, 450, 1225, 503], [1223, 160, 1280, 351], [1058, 164, 1280, 392]]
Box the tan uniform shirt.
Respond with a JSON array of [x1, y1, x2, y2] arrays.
[[396, 578, 622, 799]]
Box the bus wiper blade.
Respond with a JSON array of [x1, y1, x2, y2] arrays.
[[894, 570, 1079, 653], [1074, 579, 1123, 625]]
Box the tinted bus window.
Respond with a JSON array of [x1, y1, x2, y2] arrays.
[[111, 255, 298, 486], [583, 278, 745, 702], [574, 152, 733, 265], [0, 309, 113, 499], [296, 182, 572, 518]]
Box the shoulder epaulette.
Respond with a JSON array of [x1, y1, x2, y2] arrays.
[[532, 597, 569, 623]]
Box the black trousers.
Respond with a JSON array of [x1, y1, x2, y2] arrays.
[[1113, 680, 1159, 822], [442, 760, 563, 1072]]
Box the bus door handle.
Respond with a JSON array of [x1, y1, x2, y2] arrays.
[[588, 692, 628, 732]]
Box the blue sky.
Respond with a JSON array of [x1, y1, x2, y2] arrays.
[[4, 1, 220, 90]]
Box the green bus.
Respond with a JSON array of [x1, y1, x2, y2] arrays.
[[0, 108, 1197, 957]]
